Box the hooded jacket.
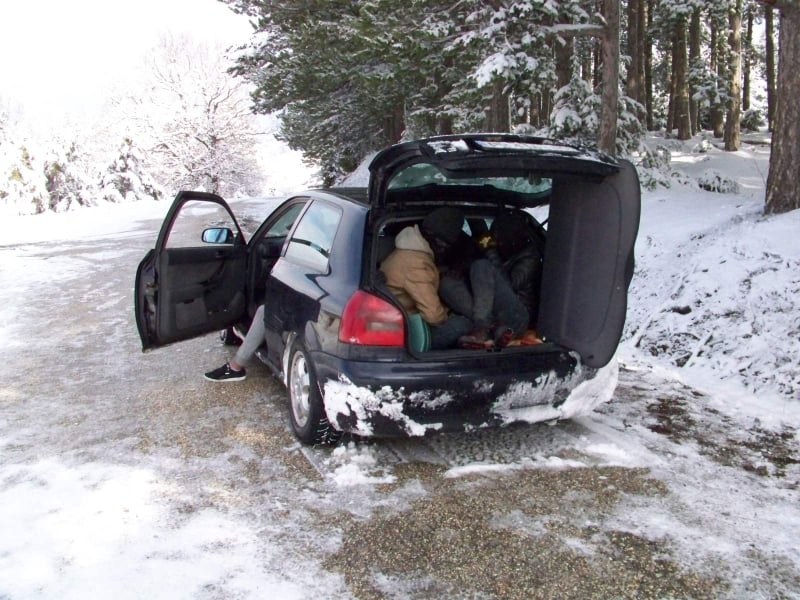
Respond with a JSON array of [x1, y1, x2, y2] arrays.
[[380, 225, 449, 326]]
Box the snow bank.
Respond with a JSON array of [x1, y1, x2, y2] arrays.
[[623, 131, 799, 409]]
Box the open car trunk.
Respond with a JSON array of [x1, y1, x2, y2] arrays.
[[366, 135, 641, 368]]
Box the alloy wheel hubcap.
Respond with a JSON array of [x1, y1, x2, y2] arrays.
[[290, 352, 310, 427]]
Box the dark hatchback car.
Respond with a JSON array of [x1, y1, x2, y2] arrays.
[[136, 134, 640, 445]]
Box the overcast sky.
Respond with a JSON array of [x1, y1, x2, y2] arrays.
[[0, 0, 252, 121]]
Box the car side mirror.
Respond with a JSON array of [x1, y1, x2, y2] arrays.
[[202, 227, 235, 244]]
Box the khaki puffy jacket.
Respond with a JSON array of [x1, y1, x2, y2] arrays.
[[380, 225, 449, 326]]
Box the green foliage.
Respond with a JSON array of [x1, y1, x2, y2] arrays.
[[225, 0, 639, 180], [740, 108, 764, 131], [44, 140, 96, 211], [697, 169, 740, 193], [101, 137, 163, 204], [232, 1, 428, 182], [635, 144, 683, 190], [0, 141, 49, 215], [549, 52, 645, 156]]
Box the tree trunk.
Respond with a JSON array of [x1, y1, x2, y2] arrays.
[[437, 56, 454, 135], [437, 114, 453, 136], [626, 0, 644, 104], [541, 91, 552, 128], [593, 39, 603, 88], [530, 94, 541, 128], [742, 6, 754, 111], [384, 103, 406, 144], [674, 17, 692, 139], [724, 0, 743, 151], [689, 8, 701, 133], [555, 37, 572, 90], [765, 5, 800, 214], [644, 0, 654, 129], [486, 79, 510, 132], [710, 22, 725, 137], [766, 5, 776, 130], [666, 35, 677, 134], [598, 0, 620, 155]]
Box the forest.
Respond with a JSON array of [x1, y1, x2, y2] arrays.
[[223, 0, 798, 213], [1, 0, 798, 216]]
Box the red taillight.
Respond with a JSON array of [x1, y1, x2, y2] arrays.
[[339, 290, 406, 347]]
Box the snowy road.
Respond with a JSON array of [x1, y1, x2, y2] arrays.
[[0, 199, 798, 599]]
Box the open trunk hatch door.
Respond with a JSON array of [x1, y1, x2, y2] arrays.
[[538, 160, 641, 368]]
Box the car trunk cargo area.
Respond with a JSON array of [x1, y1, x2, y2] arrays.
[[371, 205, 563, 357], [369, 163, 639, 369]]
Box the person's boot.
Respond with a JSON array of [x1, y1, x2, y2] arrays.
[[493, 325, 515, 348], [458, 326, 494, 349]]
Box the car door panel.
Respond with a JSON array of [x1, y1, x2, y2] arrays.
[[538, 160, 641, 368], [135, 191, 246, 351], [156, 246, 246, 341]]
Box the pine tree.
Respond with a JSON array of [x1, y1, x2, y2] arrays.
[[222, 0, 639, 170], [0, 136, 49, 216], [44, 140, 98, 211], [688, 7, 701, 134], [100, 138, 162, 204], [653, 0, 697, 139]]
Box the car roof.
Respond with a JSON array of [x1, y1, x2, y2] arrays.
[[326, 186, 368, 204]]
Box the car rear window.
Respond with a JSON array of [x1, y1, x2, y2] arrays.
[[387, 162, 552, 195]]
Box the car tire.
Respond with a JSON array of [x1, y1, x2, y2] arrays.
[[287, 340, 342, 446]]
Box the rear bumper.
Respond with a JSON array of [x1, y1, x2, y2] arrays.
[[312, 349, 617, 438]]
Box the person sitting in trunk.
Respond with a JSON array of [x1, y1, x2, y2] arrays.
[[380, 207, 473, 350], [486, 209, 544, 330], [427, 209, 529, 349]]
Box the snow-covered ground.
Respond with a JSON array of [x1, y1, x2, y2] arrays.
[[625, 132, 798, 410], [0, 133, 798, 598]]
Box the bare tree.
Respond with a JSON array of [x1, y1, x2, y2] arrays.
[[120, 35, 263, 197]]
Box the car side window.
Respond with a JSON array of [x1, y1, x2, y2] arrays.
[[264, 202, 307, 239], [284, 201, 342, 272]]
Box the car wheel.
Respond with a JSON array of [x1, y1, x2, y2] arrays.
[[287, 340, 342, 446]]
